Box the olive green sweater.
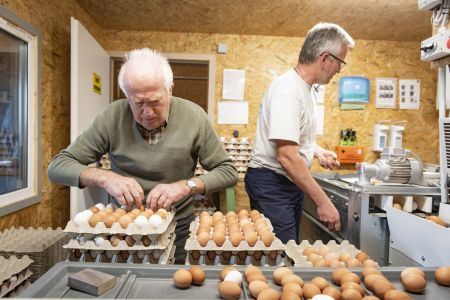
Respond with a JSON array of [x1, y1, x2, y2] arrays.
[[47, 97, 238, 219]]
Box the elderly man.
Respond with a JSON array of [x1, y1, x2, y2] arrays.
[[48, 48, 238, 263], [245, 22, 355, 244]]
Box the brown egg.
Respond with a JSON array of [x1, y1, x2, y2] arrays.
[[253, 251, 264, 261], [341, 288, 363, 300], [322, 286, 341, 299], [362, 267, 382, 278], [238, 209, 249, 218], [273, 267, 293, 285], [356, 252, 369, 263], [435, 266, 450, 286], [131, 208, 141, 216], [245, 231, 258, 247], [341, 281, 365, 296], [307, 253, 321, 263], [384, 290, 412, 300], [199, 211, 210, 218], [220, 266, 237, 281], [362, 259, 380, 268], [268, 251, 278, 260], [90, 206, 100, 213], [88, 214, 103, 227], [206, 250, 216, 261], [189, 266, 205, 285], [104, 207, 114, 214], [340, 253, 352, 263], [364, 274, 387, 291], [229, 232, 243, 247], [341, 272, 361, 285], [222, 251, 233, 260], [110, 234, 122, 247], [118, 214, 133, 229], [125, 235, 135, 247], [257, 288, 280, 300], [372, 278, 395, 299], [400, 267, 425, 279], [142, 235, 151, 246], [361, 296, 380, 300], [280, 291, 300, 300], [144, 209, 154, 218], [190, 250, 201, 260], [115, 208, 127, 216], [212, 231, 226, 247], [247, 272, 268, 284], [324, 252, 340, 262], [283, 281, 303, 297], [329, 260, 346, 268], [197, 231, 210, 247], [425, 215, 447, 226], [260, 231, 275, 246], [401, 273, 426, 293], [248, 280, 269, 298], [332, 268, 351, 285], [302, 282, 321, 299], [156, 208, 168, 219], [392, 203, 402, 210], [311, 276, 328, 290], [346, 258, 363, 268], [281, 274, 304, 287], [173, 269, 192, 289], [303, 246, 318, 256], [104, 215, 116, 228], [218, 281, 241, 299], [245, 265, 262, 277], [314, 259, 329, 268], [319, 245, 332, 257], [212, 211, 224, 222]]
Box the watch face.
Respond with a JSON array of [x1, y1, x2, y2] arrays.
[[187, 180, 197, 189]]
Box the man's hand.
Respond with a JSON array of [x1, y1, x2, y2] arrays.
[[147, 180, 190, 211], [317, 150, 340, 169], [100, 171, 144, 208], [316, 200, 341, 232]]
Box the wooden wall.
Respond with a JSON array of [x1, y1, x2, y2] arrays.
[[0, 1, 439, 225], [0, 0, 101, 230]]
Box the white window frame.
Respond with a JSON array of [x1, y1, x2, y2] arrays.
[[0, 6, 41, 217]]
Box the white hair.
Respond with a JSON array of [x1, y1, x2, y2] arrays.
[[118, 48, 173, 97]]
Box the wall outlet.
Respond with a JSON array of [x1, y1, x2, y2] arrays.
[[420, 30, 450, 61], [418, 0, 442, 11]]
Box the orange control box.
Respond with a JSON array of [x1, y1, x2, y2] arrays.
[[335, 146, 364, 164]]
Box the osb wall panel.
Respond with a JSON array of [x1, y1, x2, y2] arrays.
[[0, 0, 102, 230], [99, 30, 438, 211]]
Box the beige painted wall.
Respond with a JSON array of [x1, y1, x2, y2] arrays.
[[0, 1, 439, 225]]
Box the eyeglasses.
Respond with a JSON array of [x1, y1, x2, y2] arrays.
[[326, 52, 347, 71]]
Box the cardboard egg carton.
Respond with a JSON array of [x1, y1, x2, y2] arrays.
[[68, 232, 176, 265], [64, 209, 175, 238], [0, 227, 68, 282], [64, 221, 176, 252], [284, 240, 360, 267], [0, 255, 33, 298]]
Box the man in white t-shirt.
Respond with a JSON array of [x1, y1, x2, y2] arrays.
[[245, 22, 354, 243]]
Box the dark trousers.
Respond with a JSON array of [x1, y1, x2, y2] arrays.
[[244, 167, 304, 244], [174, 213, 195, 264]]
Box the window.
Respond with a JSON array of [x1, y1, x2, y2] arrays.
[[0, 6, 41, 217]]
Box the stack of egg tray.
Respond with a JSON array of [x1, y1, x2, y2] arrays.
[[0, 227, 68, 282], [284, 240, 360, 267], [0, 255, 33, 298], [185, 216, 285, 266], [64, 220, 177, 264], [192, 194, 216, 216]]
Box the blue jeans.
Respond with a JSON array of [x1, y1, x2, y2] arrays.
[[244, 167, 304, 244]]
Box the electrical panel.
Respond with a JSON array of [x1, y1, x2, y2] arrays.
[[418, 0, 443, 11], [420, 30, 450, 61]]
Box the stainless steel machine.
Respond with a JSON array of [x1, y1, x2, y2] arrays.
[[300, 148, 441, 266]]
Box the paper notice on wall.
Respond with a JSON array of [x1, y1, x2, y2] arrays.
[[399, 79, 420, 110], [375, 78, 396, 108], [218, 101, 248, 124], [315, 104, 324, 135], [222, 69, 245, 100]]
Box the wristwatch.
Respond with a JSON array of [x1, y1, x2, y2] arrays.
[[186, 179, 197, 195]]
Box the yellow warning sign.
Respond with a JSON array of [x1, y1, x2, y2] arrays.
[[93, 72, 101, 95]]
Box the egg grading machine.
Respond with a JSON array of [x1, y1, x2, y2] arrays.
[[18, 261, 450, 299], [300, 148, 441, 267]]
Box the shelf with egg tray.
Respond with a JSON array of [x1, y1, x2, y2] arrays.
[[64, 209, 175, 238], [188, 215, 275, 234], [69, 232, 176, 265], [0, 255, 33, 298], [186, 248, 284, 267], [284, 240, 363, 268], [375, 194, 433, 214]]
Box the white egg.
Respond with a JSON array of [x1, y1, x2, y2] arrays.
[[412, 200, 418, 211], [77, 234, 87, 245], [134, 215, 148, 228], [95, 203, 106, 211], [312, 295, 334, 300], [148, 215, 163, 229], [106, 203, 114, 208], [121, 205, 129, 210], [93, 236, 106, 246], [82, 210, 93, 218], [73, 212, 90, 227], [224, 270, 243, 286], [9, 275, 17, 285]]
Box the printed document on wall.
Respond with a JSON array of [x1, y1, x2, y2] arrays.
[[218, 101, 248, 124], [222, 69, 246, 100], [375, 78, 396, 108], [399, 79, 420, 110]]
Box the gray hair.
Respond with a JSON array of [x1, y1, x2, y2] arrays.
[[299, 22, 355, 64], [118, 48, 173, 97]]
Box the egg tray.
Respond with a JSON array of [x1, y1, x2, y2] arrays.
[[68, 232, 176, 265], [63, 209, 175, 237], [189, 215, 275, 235], [0, 227, 69, 282], [0, 255, 33, 298], [284, 240, 360, 267], [64, 220, 176, 252], [0, 269, 32, 298]]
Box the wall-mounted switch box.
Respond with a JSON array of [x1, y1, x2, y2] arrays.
[[420, 30, 450, 61]]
